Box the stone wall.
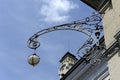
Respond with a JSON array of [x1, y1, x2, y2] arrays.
[[102, 0, 120, 79], [102, 0, 120, 47]]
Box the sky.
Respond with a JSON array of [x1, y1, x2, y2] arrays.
[[0, 0, 94, 80]]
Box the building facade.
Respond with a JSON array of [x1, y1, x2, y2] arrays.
[[60, 37, 111, 80], [102, 0, 120, 78], [59, 0, 120, 80], [95, 0, 120, 79], [58, 52, 78, 79]]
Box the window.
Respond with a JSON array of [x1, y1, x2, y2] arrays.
[[69, 63, 74, 67], [68, 57, 70, 61], [71, 59, 73, 62], [60, 64, 66, 71], [66, 66, 69, 69], [60, 67, 64, 71]]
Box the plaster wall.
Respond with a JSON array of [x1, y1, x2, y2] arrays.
[[108, 51, 120, 80], [102, 0, 120, 47], [102, 0, 120, 79]]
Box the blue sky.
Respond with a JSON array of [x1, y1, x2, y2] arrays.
[[0, 0, 94, 80]]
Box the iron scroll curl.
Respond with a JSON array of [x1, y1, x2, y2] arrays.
[[27, 12, 103, 57]]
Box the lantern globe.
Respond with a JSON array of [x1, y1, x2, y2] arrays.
[[28, 53, 40, 66]]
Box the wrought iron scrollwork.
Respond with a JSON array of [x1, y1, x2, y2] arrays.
[[27, 12, 103, 59]]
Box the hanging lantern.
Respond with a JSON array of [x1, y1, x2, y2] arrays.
[[28, 53, 40, 66]]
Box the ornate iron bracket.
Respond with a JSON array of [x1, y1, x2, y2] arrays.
[[27, 12, 103, 63]]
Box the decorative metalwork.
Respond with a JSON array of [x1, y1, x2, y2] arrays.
[[27, 12, 103, 65]]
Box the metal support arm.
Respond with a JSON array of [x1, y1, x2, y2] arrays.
[[27, 12, 102, 57]]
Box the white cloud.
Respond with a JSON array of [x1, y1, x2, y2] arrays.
[[40, 0, 79, 23]]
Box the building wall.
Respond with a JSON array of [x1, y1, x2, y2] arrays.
[[102, 0, 120, 47], [61, 44, 108, 80], [108, 51, 120, 80], [58, 56, 77, 79], [102, 0, 120, 79]]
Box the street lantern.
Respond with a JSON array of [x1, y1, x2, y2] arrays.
[[28, 53, 40, 66], [27, 12, 103, 66]]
